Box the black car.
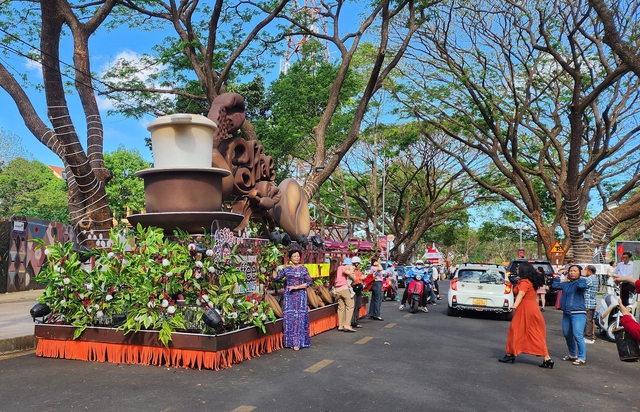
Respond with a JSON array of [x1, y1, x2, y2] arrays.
[[506, 259, 559, 305]]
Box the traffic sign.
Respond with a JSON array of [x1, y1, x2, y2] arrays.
[[548, 241, 566, 254]]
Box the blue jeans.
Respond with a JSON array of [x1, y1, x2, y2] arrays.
[[369, 281, 383, 318], [562, 312, 587, 360]]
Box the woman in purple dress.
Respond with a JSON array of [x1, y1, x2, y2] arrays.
[[273, 249, 312, 350]]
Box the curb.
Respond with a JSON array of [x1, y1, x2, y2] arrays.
[[0, 335, 38, 355]]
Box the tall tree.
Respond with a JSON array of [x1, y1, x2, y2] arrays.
[[392, 0, 640, 262], [101, 0, 442, 203], [321, 124, 495, 263], [0, 1, 119, 246]]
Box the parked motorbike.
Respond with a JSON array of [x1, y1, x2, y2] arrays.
[[406, 274, 425, 313], [596, 285, 621, 342], [382, 275, 396, 301], [597, 284, 639, 341]]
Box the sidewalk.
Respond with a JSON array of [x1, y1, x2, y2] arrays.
[[0, 289, 43, 355]]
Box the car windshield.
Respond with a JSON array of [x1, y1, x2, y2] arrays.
[[458, 269, 504, 284]]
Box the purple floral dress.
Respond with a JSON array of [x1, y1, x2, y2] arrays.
[[275, 265, 312, 348]]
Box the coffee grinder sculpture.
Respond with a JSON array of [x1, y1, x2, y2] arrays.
[[129, 93, 310, 245]]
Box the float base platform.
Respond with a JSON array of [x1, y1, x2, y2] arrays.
[[35, 303, 368, 370]]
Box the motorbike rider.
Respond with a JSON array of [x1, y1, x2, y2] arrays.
[[385, 261, 399, 301], [399, 260, 437, 312]]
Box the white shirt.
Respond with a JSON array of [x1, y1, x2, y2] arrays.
[[613, 261, 634, 278]]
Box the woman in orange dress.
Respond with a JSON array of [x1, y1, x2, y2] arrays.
[[499, 263, 554, 368]]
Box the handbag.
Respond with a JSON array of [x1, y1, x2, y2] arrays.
[[329, 286, 337, 297], [352, 283, 364, 293], [613, 327, 640, 362]]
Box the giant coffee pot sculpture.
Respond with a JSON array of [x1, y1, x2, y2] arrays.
[[127, 113, 243, 233], [129, 93, 311, 241]]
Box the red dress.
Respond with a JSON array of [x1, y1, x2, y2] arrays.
[[505, 279, 549, 356]]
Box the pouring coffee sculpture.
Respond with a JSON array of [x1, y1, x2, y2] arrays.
[[128, 93, 310, 243]]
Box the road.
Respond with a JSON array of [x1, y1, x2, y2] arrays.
[[1, 284, 639, 412]]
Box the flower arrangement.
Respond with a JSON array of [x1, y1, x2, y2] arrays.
[[34, 224, 277, 347]]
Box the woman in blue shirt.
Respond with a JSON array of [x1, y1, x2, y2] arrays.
[[552, 264, 587, 365]]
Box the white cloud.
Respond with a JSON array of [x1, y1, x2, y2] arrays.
[[25, 58, 42, 72], [96, 95, 113, 111]]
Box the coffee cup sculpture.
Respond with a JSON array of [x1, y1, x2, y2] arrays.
[[128, 93, 310, 241]]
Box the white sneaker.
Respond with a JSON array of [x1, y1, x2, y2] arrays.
[[421, 306, 429, 313], [399, 304, 404, 311], [585, 339, 595, 344]]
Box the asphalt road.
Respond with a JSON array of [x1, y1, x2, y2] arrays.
[[1, 284, 639, 412]]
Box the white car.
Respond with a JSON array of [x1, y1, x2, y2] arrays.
[[447, 263, 514, 320]]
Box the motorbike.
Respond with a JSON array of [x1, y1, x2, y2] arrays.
[[406, 274, 425, 313], [596, 285, 621, 342], [597, 284, 639, 341], [382, 275, 396, 301]]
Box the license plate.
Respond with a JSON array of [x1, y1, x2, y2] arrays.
[[473, 298, 487, 306]]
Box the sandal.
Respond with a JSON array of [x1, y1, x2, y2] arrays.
[[572, 359, 586, 365], [561, 355, 577, 361], [343, 328, 356, 333], [354, 324, 363, 328]]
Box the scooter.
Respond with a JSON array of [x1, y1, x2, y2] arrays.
[[597, 282, 640, 341], [596, 285, 621, 342], [406, 274, 425, 313], [382, 275, 396, 301]]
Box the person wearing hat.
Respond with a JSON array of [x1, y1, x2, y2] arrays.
[[350, 256, 365, 328], [399, 260, 436, 312], [334, 258, 357, 332]]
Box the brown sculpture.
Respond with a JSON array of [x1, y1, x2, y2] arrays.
[[207, 93, 310, 243]]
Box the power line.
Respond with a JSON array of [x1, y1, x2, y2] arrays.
[[0, 26, 170, 118]]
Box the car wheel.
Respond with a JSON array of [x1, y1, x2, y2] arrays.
[[447, 306, 456, 317]]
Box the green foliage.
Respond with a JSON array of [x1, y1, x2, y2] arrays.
[[103, 146, 150, 221], [255, 50, 362, 177], [34, 225, 277, 347], [0, 158, 69, 223]]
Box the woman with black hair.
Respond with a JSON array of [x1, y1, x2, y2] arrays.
[[272, 249, 312, 350], [553, 264, 588, 365], [499, 263, 554, 368]]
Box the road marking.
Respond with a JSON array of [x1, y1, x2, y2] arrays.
[[385, 322, 397, 328], [230, 406, 256, 412], [355, 336, 373, 345], [304, 359, 334, 373], [403, 313, 412, 317]]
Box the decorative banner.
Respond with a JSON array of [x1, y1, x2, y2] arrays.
[[378, 235, 388, 261]]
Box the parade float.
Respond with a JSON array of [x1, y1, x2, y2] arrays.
[[33, 93, 366, 370]]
